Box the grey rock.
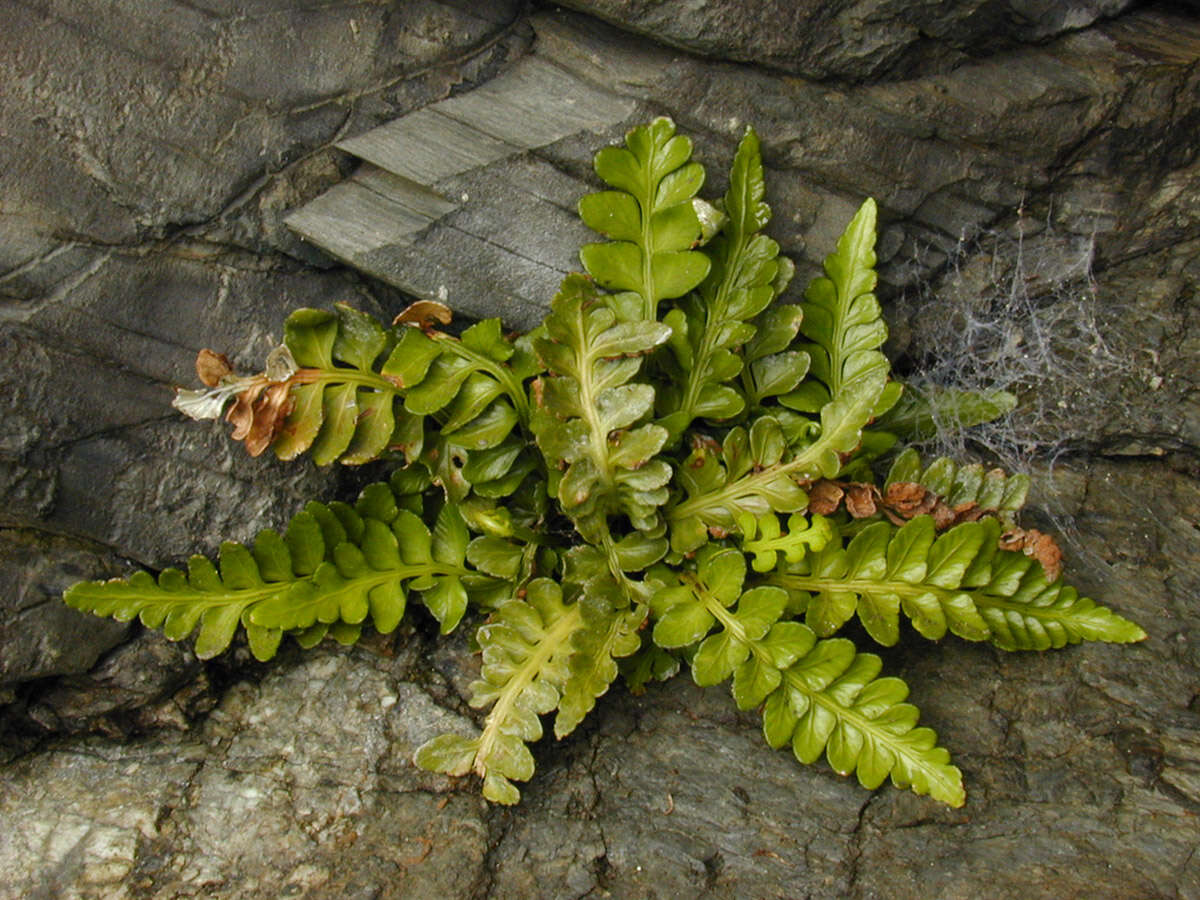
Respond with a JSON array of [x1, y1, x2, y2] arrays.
[[2, 248, 375, 563], [0, 529, 128, 687], [288, 8, 1200, 337], [554, 0, 1136, 80], [28, 631, 208, 735], [0, 0, 523, 271], [513, 9, 1200, 297], [0, 647, 491, 900], [285, 51, 636, 330]]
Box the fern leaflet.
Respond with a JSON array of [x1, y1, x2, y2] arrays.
[[64, 474, 496, 657], [579, 117, 711, 321], [415, 579, 582, 804], [657, 127, 803, 437], [765, 515, 1146, 648]]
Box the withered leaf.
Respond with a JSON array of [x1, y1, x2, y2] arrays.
[[264, 344, 298, 382], [931, 502, 959, 530], [173, 387, 232, 421], [881, 483, 988, 531], [394, 300, 453, 329], [196, 349, 233, 387], [807, 480, 844, 516], [844, 483, 880, 518], [245, 383, 296, 457], [999, 528, 1064, 582], [227, 380, 267, 441], [226, 378, 296, 457], [951, 501, 985, 523], [883, 482, 929, 514]]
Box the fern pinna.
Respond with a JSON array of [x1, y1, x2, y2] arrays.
[[65, 118, 1144, 808]]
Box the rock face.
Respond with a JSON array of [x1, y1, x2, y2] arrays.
[[554, 0, 1139, 80], [0, 530, 128, 692], [1, 1, 1198, 898]]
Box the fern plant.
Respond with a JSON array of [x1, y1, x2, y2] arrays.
[[65, 118, 1145, 808]]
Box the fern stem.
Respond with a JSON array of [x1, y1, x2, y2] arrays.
[[579, 353, 617, 498], [639, 164, 657, 320], [683, 571, 750, 645], [598, 529, 634, 605], [434, 334, 532, 424], [674, 254, 740, 432], [667, 412, 878, 527], [294, 367, 401, 394], [668, 454, 806, 523]]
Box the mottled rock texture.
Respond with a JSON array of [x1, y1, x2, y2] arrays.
[[1, 1, 1198, 898], [556, 0, 1140, 80]]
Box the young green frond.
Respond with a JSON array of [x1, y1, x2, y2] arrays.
[[65, 473, 495, 658], [875, 383, 1018, 443], [761, 639, 966, 806], [668, 417, 811, 553], [415, 579, 582, 804], [787, 198, 895, 414], [532, 274, 673, 535], [765, 515, 1144, 649], [656, 127, 802, 439], [579, 117, 711, 321], [646, 549, 964, 805]]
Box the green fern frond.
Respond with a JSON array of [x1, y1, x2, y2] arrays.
[[649, 548, 793, 696], [579, 117, 712, 321], [647, 546, 963, 805], [187, 304, 540, 471], [765, 515, 1145, 649], [532, 274, 673, 536], [972, 551, 1147, 650], [665, 201, 898, 542], [657, 127, 804, 437], [272, 305, 414, 465], [64, 474, 497, 658], [554, 593, 643, 738], [784, 198, 897, 419], [415, 579, 582, 804], [668, 416, 810, 553], [737, 512, 836, 573], [875, 383, 1017, 442], [762, 638, 965, 806]]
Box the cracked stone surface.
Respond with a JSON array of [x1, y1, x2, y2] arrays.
[[1, 1, 1198, 898], [554, 0, 1139, 81]]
